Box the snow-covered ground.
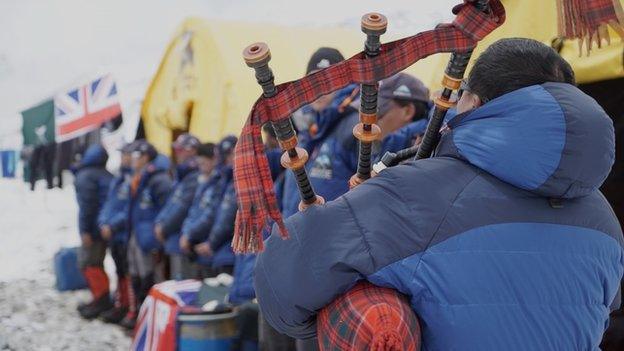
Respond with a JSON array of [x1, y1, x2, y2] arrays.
[[0, 177, 130, 350]]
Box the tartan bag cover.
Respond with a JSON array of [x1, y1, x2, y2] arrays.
[[317, 282, 421, 351]]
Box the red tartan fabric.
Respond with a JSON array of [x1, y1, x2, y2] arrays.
[[232, 0, 506, 253], [558, 0, 624, 53], [317, 282, 420, 351]]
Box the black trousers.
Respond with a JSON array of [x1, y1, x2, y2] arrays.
[[29, 143, 56, 190], [110, 242, 128, 279]]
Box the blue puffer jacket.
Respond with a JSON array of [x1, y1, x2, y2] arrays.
[[156, 159, 199, 254], [198, 166, 236, 269], [229, 254, 257, 304], [281, 106, 359, 217], [181, 170, 223, 247], [229, 177, 282, 305], [256, 83, 624, 350], [129, 155, 172, 252], [74, 145, 113, 240], [98, 167, 131, 245]]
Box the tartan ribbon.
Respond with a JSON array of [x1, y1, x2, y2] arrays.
[[557, 0, 624, 55], [317, 282, 420, 351], [233, 0, 505, 253]]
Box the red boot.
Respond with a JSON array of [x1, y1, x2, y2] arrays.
[[80, 267, 112, 319], [83, 267, 110, 299], [100, 276, 130, 324], [120, 277, 138, 331]]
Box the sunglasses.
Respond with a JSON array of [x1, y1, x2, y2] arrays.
[[458, 80, 470, 99], [457, 80, 489, 103]]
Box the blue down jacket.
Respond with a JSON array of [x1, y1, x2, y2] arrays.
[[197, 166, 236, 269], [74, 145, 112, 240], [156, 159, 199, 254], [129, 155, 172, 252], [255, 83, 624, 350], [181, 170, 222, 247], [98, 167, 131, 245]]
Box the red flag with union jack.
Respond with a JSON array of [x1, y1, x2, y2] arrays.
[[54, 73, 122, 142]]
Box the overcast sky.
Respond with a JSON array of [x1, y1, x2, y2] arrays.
[[0, 0, 457, 147]]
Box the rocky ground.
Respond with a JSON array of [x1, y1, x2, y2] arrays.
[[0, 178, 130, 350]]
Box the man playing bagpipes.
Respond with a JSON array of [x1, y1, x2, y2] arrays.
[[233, 1, 624, 349]]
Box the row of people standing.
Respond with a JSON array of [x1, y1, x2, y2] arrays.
[[73, 134, 240, 331]]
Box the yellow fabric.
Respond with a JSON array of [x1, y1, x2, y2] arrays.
[[143, 5, 623, 153], [419, 0, 624, 90], [142, 18, 362, 154], [473, 0, 623, 84]]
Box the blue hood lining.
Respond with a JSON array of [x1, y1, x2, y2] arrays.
[[450, 85, 567, 194]]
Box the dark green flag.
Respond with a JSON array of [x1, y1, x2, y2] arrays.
[[21, 99, 55, 146]]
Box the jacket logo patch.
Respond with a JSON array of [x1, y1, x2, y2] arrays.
[[140, 192, 153, 209], [310, 144, 333, 180]]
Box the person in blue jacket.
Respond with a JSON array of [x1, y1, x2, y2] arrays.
[[124, 140, 172, 330], [255, 38, 624, 350], [154, 133, 201, 280], [281, 72, 431, 218], [98, 142, 134, 324], [74, 144, 113, 320], [194, 136, 238, 276], [179, 142, 220, 274]]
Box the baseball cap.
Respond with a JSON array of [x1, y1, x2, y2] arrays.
[[218, 135, 238, 159], [173, 133, 200, 150], [131, 140, 158, 160], [377, 73, 430, 117], [119, 141, 137, 154], [306, 47, 345, 74], [197, 142, 216, 158]]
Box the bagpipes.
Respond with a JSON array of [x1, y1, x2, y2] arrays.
[[232, 0, 624, 253], [233, 0, 505, 253], [232, 0, 624, 347]]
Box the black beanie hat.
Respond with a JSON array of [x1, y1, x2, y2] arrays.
[[306, 47, 345, 74]]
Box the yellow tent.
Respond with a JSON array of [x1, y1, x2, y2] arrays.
[[141, 18, 444, 154]]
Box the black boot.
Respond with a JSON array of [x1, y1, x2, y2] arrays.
[[119, 313, 137, 330], [100, 306, 128, 324], [79, 295, 113, 320], [76, 301, 93, 313]]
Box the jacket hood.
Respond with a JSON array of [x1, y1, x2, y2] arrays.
[[443, 83, 614, 199], [80, 145, 108, 168]]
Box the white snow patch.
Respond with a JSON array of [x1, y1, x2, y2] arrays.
[[0, 178, 130, 350]]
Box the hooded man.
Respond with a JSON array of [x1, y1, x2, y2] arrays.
[[74, 144, 113, 319], [154, 133, 201, 280], [194, 135, 238, 276], [98, 142, 134, 324], [179, 142, 220, 274], [255, 38, 624, 350], [123, 140, 172, 330]]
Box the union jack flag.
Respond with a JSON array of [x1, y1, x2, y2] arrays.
[[54, 74, 122, 142], [132, 280, 201, 351]]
